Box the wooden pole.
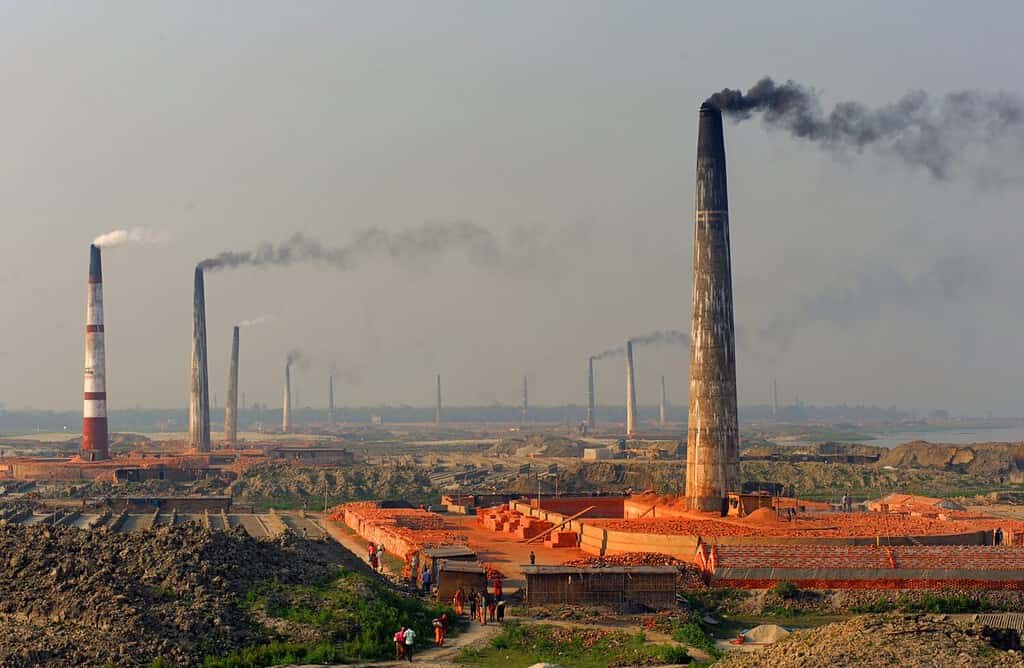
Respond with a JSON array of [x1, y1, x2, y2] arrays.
[[523, 505, 596, 544]]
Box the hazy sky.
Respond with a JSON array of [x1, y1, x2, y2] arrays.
[[2, 2, 1023, 415]]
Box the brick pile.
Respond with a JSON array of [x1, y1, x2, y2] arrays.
[[476, 505, 555, 541], [563, 553, 707, 590], [329, 502, 468, 559], [592, 511, 1016, 538], [712, 544, 1024, 570], [707, 544, 1024, 590], [563, 552, 686, 567]]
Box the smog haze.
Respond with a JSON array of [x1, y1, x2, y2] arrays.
[[2, 1, 1023, 416]]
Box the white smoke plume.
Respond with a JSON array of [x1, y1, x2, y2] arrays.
[[237, 315, 276, 328], [92, 227, 168, 248]]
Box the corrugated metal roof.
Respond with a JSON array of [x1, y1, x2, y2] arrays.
[[522, 565, 679, 575], [421, 546, 476, 558], [971, 613, 1024, 634], [438, 559, 486, 574]]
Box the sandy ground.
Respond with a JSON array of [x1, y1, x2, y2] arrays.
[[446, 514, 586, 590]]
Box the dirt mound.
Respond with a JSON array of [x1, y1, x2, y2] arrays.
[[880, 441, 1024, 478], [231, 462, 436, 505], [489, 435, 586, 458], [742, 507, 788, 525], [0, 522, 348, 666], [716, 615, 1022, 668]]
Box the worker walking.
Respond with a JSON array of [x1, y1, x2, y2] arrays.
[[453, 587, 465, 615], [393, 627, 406, 660], [403, 626, 416, 662], [468, 589, 478, 622], [496, 599, 507, 623], [421, 566, 431, 595]]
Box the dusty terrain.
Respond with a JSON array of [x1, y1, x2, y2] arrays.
[[0, 520, 350, 667], [715, 614, 1023, 667]]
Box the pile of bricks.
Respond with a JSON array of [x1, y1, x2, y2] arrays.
[[592, 511, 1015, 539], [477, 505, 555, 540], [563, 552, 685, 567], [545, 531, 577, 548], [704, 544, 1024, 589], [711, 544, 1024, 572], [329, 502, 468, 559]]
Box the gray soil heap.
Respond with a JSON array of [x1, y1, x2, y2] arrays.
[[0, 520, 348, 667]]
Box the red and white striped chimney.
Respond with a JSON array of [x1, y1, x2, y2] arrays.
[[82, 244, 110, 460]]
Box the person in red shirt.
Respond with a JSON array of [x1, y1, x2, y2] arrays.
[[393, 627, 406, 660]]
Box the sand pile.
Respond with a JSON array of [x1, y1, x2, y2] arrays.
[[744, 624, 790, 643], [742, 507, 789, 525]]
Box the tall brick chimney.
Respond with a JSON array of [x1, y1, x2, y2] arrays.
[[686, 103, 739, 512]]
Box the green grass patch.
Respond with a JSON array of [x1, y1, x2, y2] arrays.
[[762, 604, 805, 618], [205, 570, 458, 667], [771, 581, 800, 600], [457, 622, 690, 667], [670, 622, 722, 659], [897, 593, 990, 614]]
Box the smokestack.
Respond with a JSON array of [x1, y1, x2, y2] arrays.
[[772, 378, 778, 417], [587, 356, 596, 429], [282, 360, 292, 432], [435, 374, 442, 425], [521, 375, 528, 425], [81, 244, 110, 461], [625, 340, 638, 438], [328, 375, 335, 427], [686, 103, 739, 512], [659, 375, 667, 427], [188, 267, 211, 452], [224, 326, 240, 445]]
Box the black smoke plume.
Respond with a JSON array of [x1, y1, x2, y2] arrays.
[[285, 349, 308, 371], [705, 77, 1023, 179], [593, 330, 689, 360]]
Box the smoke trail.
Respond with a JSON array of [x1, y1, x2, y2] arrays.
[[631, 330, 689, 347], [198, 222, 501, 272], [92, 227, 168, 248], [592, 344, 625, 361], [593, 330, 689, 360], [755, 252, 990, 354], [329, 359, 364, 386], [285, 349, 308, 371], [705, 77, 1024, 179], [237, 315, 276, 328]]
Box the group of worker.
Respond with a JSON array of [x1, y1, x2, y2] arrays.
[[452, 578, 506, 625], [366, 542, 387, 573]]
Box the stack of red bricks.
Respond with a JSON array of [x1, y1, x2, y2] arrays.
[[545, 531, 577, 548], [477, 505, 555, 540], [713, 544, 1024, 572]]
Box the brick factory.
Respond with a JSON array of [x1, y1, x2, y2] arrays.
[[326, 104, 1024, 606]]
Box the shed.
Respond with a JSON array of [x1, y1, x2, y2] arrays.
[[521, 565, 678, 610], [418, 546, 477, 588], [436, 560, 488, 602]]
